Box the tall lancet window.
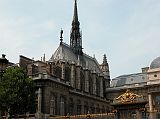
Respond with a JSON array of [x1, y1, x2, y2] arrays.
[[50, 95, 56, 115], [60, 96, 65, 115]]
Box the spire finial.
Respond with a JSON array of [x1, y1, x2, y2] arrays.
[[70, 0, 83, 55], [103, 54, 107, 64], [60, 28, 63, 44], [73, 0, 78, 22]]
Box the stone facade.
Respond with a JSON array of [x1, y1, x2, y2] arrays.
[[19, 53, 111, 118], [18, 0, 111, 118], [106, 57, 160, 119]]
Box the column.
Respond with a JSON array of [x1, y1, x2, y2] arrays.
[[148, 93, 155, 119], [61, 61, 65, 79], [35, 87, 42, 119], [38, 87, 42, 113], [149, 94, 153, 112]]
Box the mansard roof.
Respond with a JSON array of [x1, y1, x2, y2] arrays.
[[111, 73, 147, 88], [49, 42, 101, 73]]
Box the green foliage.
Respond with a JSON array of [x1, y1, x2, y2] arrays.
[[0, 67, 36, 117]]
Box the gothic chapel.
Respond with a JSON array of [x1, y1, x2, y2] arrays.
[[19, 0, 111, 118]]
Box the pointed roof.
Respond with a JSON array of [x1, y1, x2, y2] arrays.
[[103, 54, 107, 65], [50, 42, 101, 73], [70, 0, 83, 55], [73, 0, 78, 22]]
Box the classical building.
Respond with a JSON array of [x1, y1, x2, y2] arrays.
[[106, 57, 160, 119], [19, 0, 111, 118]]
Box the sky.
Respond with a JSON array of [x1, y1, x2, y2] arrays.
[[0, 0, 160, 78]]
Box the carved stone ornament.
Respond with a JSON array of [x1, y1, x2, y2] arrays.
[[115, 89, 142, 103]]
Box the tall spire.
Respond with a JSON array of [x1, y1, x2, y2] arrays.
[[70, 0, 83, 55], [73, 0, 78, 22]]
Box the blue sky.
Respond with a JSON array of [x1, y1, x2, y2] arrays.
[[0, 0, 160, 78]]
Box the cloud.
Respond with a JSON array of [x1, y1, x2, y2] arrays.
[[0, 15, 57, 62]]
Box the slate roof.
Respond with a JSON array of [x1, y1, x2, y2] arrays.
[[111, 73, 147, 87], [49, 42, 101, 73]]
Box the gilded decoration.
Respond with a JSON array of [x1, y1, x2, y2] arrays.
[[115, 90, 142, 103]]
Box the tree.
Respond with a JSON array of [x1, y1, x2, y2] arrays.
[[0, 67, 36, 118]]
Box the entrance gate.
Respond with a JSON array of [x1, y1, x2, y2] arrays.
[[112, 90, 147, 119]]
